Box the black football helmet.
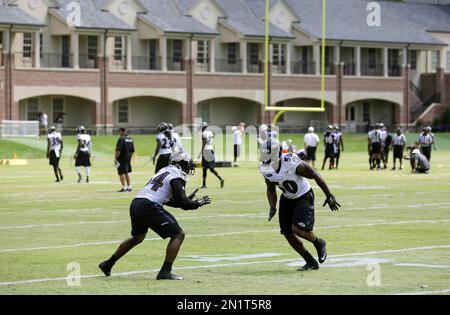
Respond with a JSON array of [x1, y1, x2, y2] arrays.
[[157, 122, 169, 133], [201, 122, 209, 132], [170, 151, 195, 175]]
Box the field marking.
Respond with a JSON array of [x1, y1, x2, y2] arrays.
[[392, 289, 450, 295], [393, 263, 450, 269], [1, 219, 449, 253], [0, 244, 449, 287]]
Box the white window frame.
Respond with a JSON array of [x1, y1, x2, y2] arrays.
[[173, 39, 183, 62], [114, 36, 123, 61], [197, 40, 209, 64], [117, 99, 129, 124], [87, 36, 98, 61], [227, 43, 237, 64], [23, 32, 33, 59], [52, 97, 65, 123], [249, 43, 259, 65], [431, 50, 439, 71], [27, 98, 40, 121], [272, 43, 285, 66]]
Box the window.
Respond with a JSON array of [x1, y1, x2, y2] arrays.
[[446, 51, 450, 73], [114, 36, 123, 61], [0, 31, 3, 50], [52, 98, 64, 123], [363, 102, 370, 122], [228, 43, 237, 64], [87, 36, 98, 61], [23, 32, 33, 58], [27, 99, 39, 121], [272, 44, 285, 66], [249, 43, 259, 65], [197, 40, 209, 64], [61, 35, 70, 67], [431, 51, 439, 70], [149, 39, 157, 69], [409, 50, 417, 70], [39, 32, 43, 58], [368, 48, 376, 69], [201, 103, 210, 123], [173, 40, 183, 62], [118, 100, 129, 124]]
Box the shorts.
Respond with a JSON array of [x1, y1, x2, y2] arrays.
[[421, 146, 431, 161], [234, 145, 240, 159], [393, 146, 404, 159], [117, 160, 132, 175], [49, 150, 60, 166], [325, 145, 335, 158], [156, 154, 171, 173], [371, 143, 382, 155], [279, 190, 315, 234], [202, 150, 216, 169], [130, 198, 182, 239], [306, 147, 317, 161], [75, 151, 91, 167]]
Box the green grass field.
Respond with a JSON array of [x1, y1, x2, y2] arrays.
[[0, 133, 449, 295]]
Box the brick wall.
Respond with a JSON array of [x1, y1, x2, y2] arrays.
[[14, 69, 100, 87], [342, 77, 403, 91]]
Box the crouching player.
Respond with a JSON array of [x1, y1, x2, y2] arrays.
[[99, 152, 211, 280], [259, 139, 340, 271]]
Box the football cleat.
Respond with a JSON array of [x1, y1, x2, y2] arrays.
[[118, 188, 126, 193], [297, 262, 319, 272], [220, 179, 225, 189], [315, 239, 327, 264], [77, 176, 82, 183], [99, 261, 112, 277], [156, 272, 183, 280]]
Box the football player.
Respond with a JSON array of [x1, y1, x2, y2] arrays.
[[369, 124, 383, 170], [392, 127, 406, 170], [99, 152, 211, 280], [153, 123, 174, 173], [74, 126, 92, 183], [47, 126, 63, 182], [418, 127, 435, 161], [200, 122, 224, 189], [168, 123, 184, 153], [333, 126, 344, 170], [321, 126, 336, 170], [260, 138, 340, 271], [367, 124, 375, 169]]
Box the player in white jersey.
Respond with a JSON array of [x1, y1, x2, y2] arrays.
[[259, 138, 340, 271], [153, 123, 174, 173], [168, 123, 184, 153], [392, 127, 406, 170], [74, 126, 92, 183], [99, 152, 211, 280], [367, 124, 375, 169], [333, 126, 344, 170], [47, 126, 64, 182], [200, 122, 224, 189]]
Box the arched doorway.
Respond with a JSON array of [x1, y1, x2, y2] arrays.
[[345, 99, 399, 132]]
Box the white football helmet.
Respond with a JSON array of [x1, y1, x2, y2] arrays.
[[260, 138, 282, 168]]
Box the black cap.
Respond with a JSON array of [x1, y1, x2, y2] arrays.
[[119, 127, 126, 132]]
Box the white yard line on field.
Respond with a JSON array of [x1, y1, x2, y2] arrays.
[[0, 244, 449, 287], [392, 289, 450, 295], [1, 219, 449, 253], [393, 263, 450, 268]]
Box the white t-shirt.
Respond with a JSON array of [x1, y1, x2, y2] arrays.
[[77, 134, 91, 152], [135, 165, 188, 206], [48, 132, 62, 157], [202, 130, 214, 151], [41, 114, 48, 126], [234, 129, 242, 146], [157, 133, 173, 155], [259, 153, 311, 200], [304, 133, 320, 148]]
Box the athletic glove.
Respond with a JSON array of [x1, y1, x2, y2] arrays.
[[323, 195, 341, 212], [188, 189, 199, 200], [196, 196, 211, 207], [268, 207, 277, 222]]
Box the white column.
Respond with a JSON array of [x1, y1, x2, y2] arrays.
[[356, 46, 361, 76], [3, 30, 10, 53], [313, 44, 320, 75], [209, 39, 215, 73], [126, 35, 132, 70], [98, 33, 105, 57], [440, 47, 446, 69], [402, 47, 408, 67], [71, 33, 79, 69], [334, 45, 340, 65], [286, 42, 291, 75], [160, 37, 167, 71], [240, 40, 247, 73], [384, 47, 389, 77], [34, 31, 40, 68]]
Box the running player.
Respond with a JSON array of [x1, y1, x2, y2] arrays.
[[200, 122, 224, 189], [74, 126, 92, 183], [47, 126, 63, 182], [153, 123, 173, 173], [259, 138, 340, 271], [99, 152, 211, 280]]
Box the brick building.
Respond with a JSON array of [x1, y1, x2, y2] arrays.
[[0, 0, 449, 133]]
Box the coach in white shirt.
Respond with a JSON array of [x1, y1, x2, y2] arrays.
[[304, 127, 320, 168]]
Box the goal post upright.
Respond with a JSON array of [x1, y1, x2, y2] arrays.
[[265, 0, 327, 125]]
